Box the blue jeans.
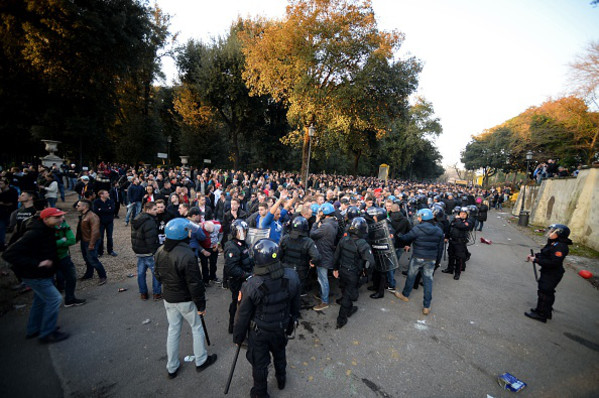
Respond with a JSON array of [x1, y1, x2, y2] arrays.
[[22, 278, 63, 338], [316, 266, 329, 305], [81, 240, 107, 279], [125, 201, 142, 224], [47, 197, 57, 208], [98, 221, 114, 255], [387, 250, 402, 288], [137, 256, 161, 295], [58, 183, 65, 202], [56, 256, 77, 301], [401, 257, 435, 309], [164, 301, 207, 373]]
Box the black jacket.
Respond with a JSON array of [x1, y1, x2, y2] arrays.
[[93, 198, 115, 224], [279, 234, 321, 269], [154, 240, 206, 311], [130, 212, 159, 255], [310, 216, 339, 269], [2, 217, 58, 279], [477, 204, 488, 222], [534, 238, 571, 272], [389, 211, 411, 235]]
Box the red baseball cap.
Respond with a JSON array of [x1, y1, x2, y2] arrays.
[[40, 208, 66, 219]]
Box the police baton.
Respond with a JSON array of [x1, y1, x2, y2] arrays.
[[200, 315, 211, 346], [443, 240, 447, 261], [530, 249, 539, 282], [224, 344, 242, 395]]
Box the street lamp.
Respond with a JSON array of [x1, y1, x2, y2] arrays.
[[305, 124, 315, 189], [167, 135, 172, 165], [518, 150, 534, 226]]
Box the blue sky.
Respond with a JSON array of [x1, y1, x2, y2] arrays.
[[156, 0, 599, 166]]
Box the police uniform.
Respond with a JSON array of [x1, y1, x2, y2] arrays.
[[224, 238, 254, 333], [443, 217, 470, 279], [526, 236, 571, 322], [233, 245, 300, 398], [333, 235, 374, 328], [279, 233, 321, 302]]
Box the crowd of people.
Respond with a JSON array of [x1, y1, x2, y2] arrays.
[[3, 161, 572, 397]]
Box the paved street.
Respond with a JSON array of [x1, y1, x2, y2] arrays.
[[1, 211, 598, 398]]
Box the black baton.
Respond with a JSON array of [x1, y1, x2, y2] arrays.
[[443, 241, 447, 261], [530, 249, 539, 282], [200, 315, 211, 346], [224, 344, 242, 395]]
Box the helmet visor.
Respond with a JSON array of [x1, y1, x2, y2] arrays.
[[546, 227, 561, 238]]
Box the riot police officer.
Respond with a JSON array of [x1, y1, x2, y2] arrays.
[[224, 219, 254, 333], [233, 239, 300, 398], [365, 206, 398, 299], [525, 224, 572, 323], [333, 217, 374, 329], [442, 207, 470, 280], [279, 216, 321, 308]]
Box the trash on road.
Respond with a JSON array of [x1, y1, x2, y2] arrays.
[[13, 304, 26, 309], [127, 274, 135, 278], [497, 372, 526, 392], [480, 237, 492, 245], [535, 229, 546, 233], [578, 270, 593, 279], [142, 319, 151, 325], [184, 355, 195, 362], [118, 288, 127, 292]]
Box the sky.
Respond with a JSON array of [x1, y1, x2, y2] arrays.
[[156, 0, 599, 167]]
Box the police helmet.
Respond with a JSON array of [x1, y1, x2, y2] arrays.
[[367, 206, 387, 220], [417, 208, 434, 221], [467, 205, 478, 215], [252, 238, 279, 266], [346, 206, 359, 222], [547, 224, 570, 239], [436, 201, 446, 209], [320, 202, 335, 215], [432, 205, 445, 220], [165, 218, 191, 241], [231, 219, 249, 241], [349, 217, 368, 238], [291, 216, 309, 234], [388, 195, 396, 201], [460, 206, 470, 215]]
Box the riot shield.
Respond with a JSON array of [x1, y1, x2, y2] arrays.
[[369, 221, 399, 272], [246, 228, 270, 250]]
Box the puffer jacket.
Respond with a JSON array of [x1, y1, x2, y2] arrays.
[[131, 212, 159, 255], [154, 240, 206, 311], [477, 204, 488, 222], [310, 216, 338, 269], [2, 217, 58, 279], [397, 220, 444, 261]]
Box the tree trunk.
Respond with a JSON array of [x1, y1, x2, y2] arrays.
[[230, 129, 240, 170], [300, 126, 310, 186], [353, 149, 362, 175]]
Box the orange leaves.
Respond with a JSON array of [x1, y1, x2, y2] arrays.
[[172, 86, 215, 129]]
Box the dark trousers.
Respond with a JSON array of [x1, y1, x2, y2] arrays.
[[247, 329, 287, 398], [447, 242, 467, 275], [198, 249, 218, 283], [228, 278, 243, 329], [337, 268, 359, 325], [81, 240, 107, 279], [98, 221, 114, 255], [535, 269, 564, 318], [371, 269, 386, 295], [55, 256, 77, 301]]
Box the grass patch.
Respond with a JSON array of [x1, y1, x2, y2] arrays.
[[570, 244, 599, 259]]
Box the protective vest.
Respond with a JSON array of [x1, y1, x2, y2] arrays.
[[281, 237, 309, 269], [339, 237, 361, 271], [253, 276, 291, 332]]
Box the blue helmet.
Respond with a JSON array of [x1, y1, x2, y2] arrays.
[[310, 203, 321, 215], [320, 202, 335, 215], [388, 195, 396, 201], [417, 208, 434, 221], [165, 218, 191, 240]]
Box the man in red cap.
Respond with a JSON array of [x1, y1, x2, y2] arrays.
[[2, 207, 70, 343]]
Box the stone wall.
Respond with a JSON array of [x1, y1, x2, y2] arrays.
[[512, 167, 599, 251]]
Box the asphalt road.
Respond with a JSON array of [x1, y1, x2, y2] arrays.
[[1, 211, 598, 398]]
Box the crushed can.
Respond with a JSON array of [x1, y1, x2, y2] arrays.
[[497, 372, 527, 392]]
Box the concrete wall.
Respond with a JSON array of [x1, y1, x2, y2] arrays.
[[512, 167, 599, 251]]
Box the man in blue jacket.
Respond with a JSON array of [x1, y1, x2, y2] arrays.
[[394, 209, 444, 315], [125, 178, 144, 226]]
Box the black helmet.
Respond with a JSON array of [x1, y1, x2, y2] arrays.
[[547, 224, 570, 239], [346, 206, 359, 222], [291, 216, 309, 235], [349, 217, 368, 239], [432, 205, 445, 220], [231, 219, 249, 241], [467, 205, 478, 215], [252, 239, 280, 266], [370, 207, 387, 220], [452, 206, 461, 215], [460, 206, 470, 215]]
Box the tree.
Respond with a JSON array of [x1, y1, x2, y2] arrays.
[[238, 0, 405, 182]]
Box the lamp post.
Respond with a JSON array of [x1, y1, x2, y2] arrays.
[[518, 150, 534, 226], [304, 124, 315, 190], [167, 135, 172, 165]]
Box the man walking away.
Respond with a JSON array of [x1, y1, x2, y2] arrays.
[[131, 202, 161, 300]]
